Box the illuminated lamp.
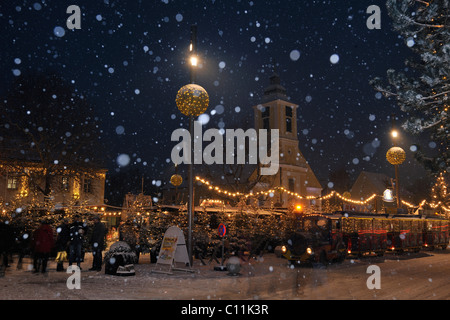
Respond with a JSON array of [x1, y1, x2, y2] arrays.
[[383, 189, 394, 202], [190, 56, 198, 67], [391, 129, 399, 138], [294, 204, 303, 213]]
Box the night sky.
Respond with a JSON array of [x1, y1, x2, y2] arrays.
[[0, 1, 435, 199]]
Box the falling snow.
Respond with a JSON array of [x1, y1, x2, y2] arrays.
[[0, 1, 442, 303]]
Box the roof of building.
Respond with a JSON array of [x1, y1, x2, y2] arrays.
[[351, 171, 392, 194], [305, 162, 323, 190]]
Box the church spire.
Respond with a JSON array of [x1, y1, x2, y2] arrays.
[[263, 68, 287, 102]]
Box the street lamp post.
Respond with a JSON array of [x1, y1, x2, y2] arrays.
[[174, 25, 209, 267], [387, 115, 405, 211], [188, 25, 196, 267], [386, 147, 406, 210]]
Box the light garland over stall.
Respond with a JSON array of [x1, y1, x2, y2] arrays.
[[194, 176, 450, 213], [195, 176, 377, 205]]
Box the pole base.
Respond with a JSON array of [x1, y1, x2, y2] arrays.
[[213, 265, 227, 271]]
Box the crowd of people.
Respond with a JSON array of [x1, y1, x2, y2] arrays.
[[1, 211, 289, 277], [0, 214, 107, 276]]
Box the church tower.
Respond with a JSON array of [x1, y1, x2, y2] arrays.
[[251, 71, 322, 208]]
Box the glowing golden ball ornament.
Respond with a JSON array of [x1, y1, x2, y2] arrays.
[[386, 147, 406, 165], [175, 84, 209, 117], [170, 174, 183, 187]]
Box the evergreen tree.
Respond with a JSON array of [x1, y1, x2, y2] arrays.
[[430, 172, 449, 211], [371, 0, 450, 175]]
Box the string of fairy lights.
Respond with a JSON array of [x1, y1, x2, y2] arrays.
[[195, 176, 450, 212]]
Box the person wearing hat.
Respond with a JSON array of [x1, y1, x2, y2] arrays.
[[89, 216, 106, 271]]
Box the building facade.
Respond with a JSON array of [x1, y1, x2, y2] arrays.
[[0, 160, 106, 211], [251, 71, 322, 208]]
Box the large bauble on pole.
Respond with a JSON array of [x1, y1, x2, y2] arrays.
[[386, 147, 406, 166], [170, 174, 183, 187], [176, 84, 209, 117]]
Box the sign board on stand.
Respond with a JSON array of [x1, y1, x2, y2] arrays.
[[151, 226, 194, 275]]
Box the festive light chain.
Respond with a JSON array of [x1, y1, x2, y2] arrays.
[[200, 199, 224, 206], [402, 199, 450, 212], [195, 175, 450, 211], [195, 176, 376, 205]]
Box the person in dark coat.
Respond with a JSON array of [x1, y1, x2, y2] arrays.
[[0, 220, 14, 277], [68, 215, 85, 269], [55, 219, 70, 271], [13, 218, 32, 270], [89, 216, 106, 271], [31, 220, 55, 274]]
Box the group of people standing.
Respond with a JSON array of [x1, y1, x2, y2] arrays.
[[1, 214, 106, 275]]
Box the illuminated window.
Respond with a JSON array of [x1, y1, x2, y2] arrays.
[[7, 177, 18, 189], [62, 177, 69, 192]]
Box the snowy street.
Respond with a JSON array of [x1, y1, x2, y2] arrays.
[[1, 248, 449, 300]]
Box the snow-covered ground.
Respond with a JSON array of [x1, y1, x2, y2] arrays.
[[1, 248, 449, 300]]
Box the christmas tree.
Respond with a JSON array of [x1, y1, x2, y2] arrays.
[[371, 0, 450, 175], [430, 172, 450, 215]]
